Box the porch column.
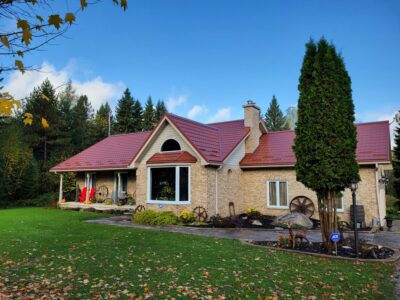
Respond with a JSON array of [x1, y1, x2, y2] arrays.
[[117, 172, 121, 202], [85, 173, 90, 203], [58, 173, 64, 204]]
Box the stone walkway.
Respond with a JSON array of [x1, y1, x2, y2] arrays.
[[87, 216, 400, 249]]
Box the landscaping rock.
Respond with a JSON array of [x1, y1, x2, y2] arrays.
[[273, 212, 313, 229]]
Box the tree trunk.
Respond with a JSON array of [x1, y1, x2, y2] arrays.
[[318, 190, 338, 253]]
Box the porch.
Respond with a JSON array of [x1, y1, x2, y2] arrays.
[[59, 201, 137, 212]]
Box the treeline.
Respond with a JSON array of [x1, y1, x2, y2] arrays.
[[0, 79, 167, 207]]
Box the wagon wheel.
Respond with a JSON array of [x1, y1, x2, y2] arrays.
[[95, 185, 108, 203], [134, 205, 145, 213], [289, 196, 315, 217], [193, 206, 208, 222]]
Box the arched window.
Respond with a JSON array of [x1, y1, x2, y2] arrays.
[[161, 139, 181, 151]]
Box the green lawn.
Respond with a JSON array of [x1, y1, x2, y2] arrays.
[[0, 208, 395, 299]]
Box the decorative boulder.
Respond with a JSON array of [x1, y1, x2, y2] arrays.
[[273, 212, 313, 229]]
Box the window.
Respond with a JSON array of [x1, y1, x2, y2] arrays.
[[267, 181, 288, 208], [161, 139, 181, 151], [336, 195, 344, 212], [148, 166, 190, 203]]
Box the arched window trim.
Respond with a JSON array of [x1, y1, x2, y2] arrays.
[[160, 139, 181, 152]]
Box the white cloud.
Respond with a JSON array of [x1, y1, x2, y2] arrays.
[[166, 95, 187, 112], [208, 107, 232, 123], [187, 105, 207, 119], [3, 61, 125, 110]]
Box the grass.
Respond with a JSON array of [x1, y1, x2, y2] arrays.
[[0, 208, 396, 299]]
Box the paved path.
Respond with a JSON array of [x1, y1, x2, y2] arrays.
[[87, 216, 400, 249]]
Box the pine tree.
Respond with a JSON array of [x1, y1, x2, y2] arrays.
[[71, 95, 93, 152], [393, 124, 400, 199], [264, 95, 289, 131], [24, 79, 62, 167], [93, 102, 112, 141], [142, 96, 156, 131], [154, 99, 167, 122], [293, 39, 359, 252], [132, 99, 143, 132], [114, 88, 135, 133]]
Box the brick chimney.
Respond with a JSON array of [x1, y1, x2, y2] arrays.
[[243, 100, 263, 153]]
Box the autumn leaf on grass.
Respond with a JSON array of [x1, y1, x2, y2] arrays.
[[23, 113, 33, 126], [48, 15, 63, 29], [65, 13, 76, 25], [41, 118, 49, 128]]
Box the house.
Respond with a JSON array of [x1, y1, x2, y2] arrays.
[[51, 101, 392, 226]]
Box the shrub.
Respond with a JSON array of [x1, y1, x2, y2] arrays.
[[132, 210, 179, 226], [245, 207, 261, 219], [179, 210, 195, 223], [16, 192, 58, 207]]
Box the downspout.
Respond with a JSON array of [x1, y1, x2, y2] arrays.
[[374, 163, 383, 226], [215, 166, 222, 215]]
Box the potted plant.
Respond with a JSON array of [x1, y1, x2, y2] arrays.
[[385, 207, 398, 231]]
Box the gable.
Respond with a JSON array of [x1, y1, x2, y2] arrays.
[[132, 120, 203, 166]]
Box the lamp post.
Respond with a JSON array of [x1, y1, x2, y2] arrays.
[[350, 180, 359, 258]]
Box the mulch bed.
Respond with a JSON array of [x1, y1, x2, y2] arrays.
[[251, 241, 395, 260]]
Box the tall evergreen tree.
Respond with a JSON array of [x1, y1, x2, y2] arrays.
[[93, 102, 113, 141], [132, 99, 143, 132], [24, 79, 62, 167], [71, 95, 93, 152], [114, 88, 135, 133], [154, 99, 167, 122], [142, 96, 156, 131], [293, 39, 359, 252], [264, 95, 289, 131]]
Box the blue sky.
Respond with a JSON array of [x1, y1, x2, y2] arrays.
[[3, 0, 400, 125]]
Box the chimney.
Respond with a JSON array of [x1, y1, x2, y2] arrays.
[[243, 100, 262, 153]]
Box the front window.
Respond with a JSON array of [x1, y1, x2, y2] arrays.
[[267, 180, 288, 208], [336, 194, 344, 212], [148, 166, 190, 203]]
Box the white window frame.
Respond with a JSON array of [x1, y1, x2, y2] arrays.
[[336, 195, 344, 213], [147, 165, 191, 204], [266, 180, 289, 209]]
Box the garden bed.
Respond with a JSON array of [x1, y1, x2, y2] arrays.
[[250, 240, 395, 260]]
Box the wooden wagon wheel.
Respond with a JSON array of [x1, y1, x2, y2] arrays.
[[134, 205, 145, 213], [289, 196, 315, 217], [95, 185, 108, 202], [193, 206, 208, 222]]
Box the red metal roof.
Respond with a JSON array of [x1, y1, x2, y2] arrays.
[[50, 131, 151, 171], [240, 121, 391, 167], [147, 151, 197, 164], [166, 114, 250, 163]]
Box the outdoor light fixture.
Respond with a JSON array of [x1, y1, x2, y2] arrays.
[[379, 175, 390, 185], [350, 179, 359, 258], [350, 180, 358, 192]]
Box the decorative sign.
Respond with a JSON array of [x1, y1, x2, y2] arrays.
[[158, 204, 164, 209], [330, 231, 340, 243]]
